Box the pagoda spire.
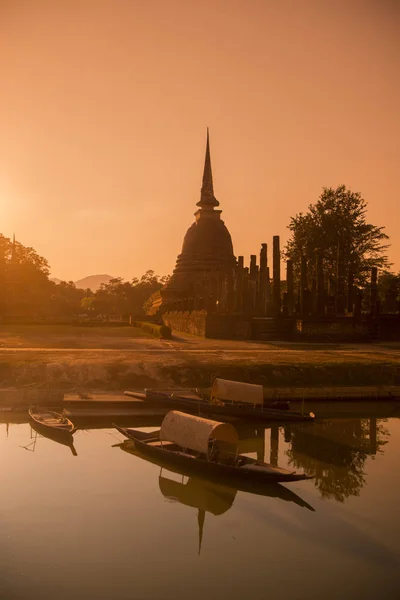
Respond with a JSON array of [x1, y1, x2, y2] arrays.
[[197, 128, 219, 208]]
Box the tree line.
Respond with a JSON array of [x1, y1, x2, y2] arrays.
[[0, 234, 167, 321]]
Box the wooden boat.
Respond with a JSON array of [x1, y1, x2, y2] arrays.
[[28, 407, 75, 436], [125, 379, 314, 423], [114, 410, 313, 484], [130, 387, 291, 411], [116, 439, 315, 511]]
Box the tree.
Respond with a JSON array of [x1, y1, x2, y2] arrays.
[[378, 271, 400, 313], [285, 185, 390, 289], [79, 271, 169, 319], [0, 234, 53, 317], [49, 281, 87, 317]]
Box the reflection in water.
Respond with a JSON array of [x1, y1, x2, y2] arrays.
[[1, 408, 398, 600], [159, 473, 237, 554], [118, 437, 315, 554], [29, 421, 78, 456], [17, 422, 78, 456], [284, 417, 389, 502], [0, 409, 392, 505]]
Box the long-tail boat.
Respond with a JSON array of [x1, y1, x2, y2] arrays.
[[114, 410, 313, 484], [125, 378, 314, 422]]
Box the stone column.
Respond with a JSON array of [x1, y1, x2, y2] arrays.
[[286, 260, 294, 315], [272, 236, 281, 315], [250, 255, 257, 277], [235, 256, 244, 314], [259, 243, 268, 316], [249, 255, 257, 314], [242, 267, 250, 316]]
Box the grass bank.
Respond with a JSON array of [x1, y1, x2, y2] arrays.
[[0, 349, 399, 391], [0, 324, 153, 349]]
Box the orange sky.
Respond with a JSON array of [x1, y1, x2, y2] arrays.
[[0, 0, 399, 281]]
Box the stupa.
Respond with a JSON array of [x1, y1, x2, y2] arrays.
[[160, 130, 236, 311]]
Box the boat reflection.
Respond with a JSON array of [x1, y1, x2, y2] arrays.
[[159, 472, 236, 554], [1, 408, 393, 506], [284, 417, 389, 502], [117, 437, 315, 553], [26, 421, 78, 456]]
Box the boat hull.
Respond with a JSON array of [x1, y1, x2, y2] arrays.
[[118, 439, 315, 511], [125, 391, 313, 422], [28, 408, 74, 436], [115, 426, 312, 484]]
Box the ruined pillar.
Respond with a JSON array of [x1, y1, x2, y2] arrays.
[[370, 267, 378, 316], [272, 236, 281, 315], [259, 243, 268, 316], [265, 266, 272, 315], [336, 244, 346, 315], [242, 267, 250, 316], [249, 255, 258, 314], [235, 256, 244, 314], [286, 260, 294, 315], [250, 255, 257, 277]]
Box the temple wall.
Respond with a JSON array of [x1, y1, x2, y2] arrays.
[[162, 310, 251, 339], [163, 310, 207, 337], [295, 317, 370, 340]]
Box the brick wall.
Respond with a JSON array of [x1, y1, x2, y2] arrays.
[[162, 310, 251, 339]]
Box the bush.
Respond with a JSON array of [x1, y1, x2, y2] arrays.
[[133, 321, 172, 339]]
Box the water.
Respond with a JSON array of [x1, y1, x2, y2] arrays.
[[1, 408, 399, 600]]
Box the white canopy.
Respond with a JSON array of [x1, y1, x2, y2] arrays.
[[210, 378, 264, 406], [160, 410, 238, 456]]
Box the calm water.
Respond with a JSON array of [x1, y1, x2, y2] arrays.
[[1, 408, 399, 600]]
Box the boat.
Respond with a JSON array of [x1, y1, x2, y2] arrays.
[[28, 408, 77, 455], [114, 410, 313, 484], [125, 378, 314, 422], [28, 407, 75, 437], [116, 439, 315, 511], [127, 387, 291, 411]]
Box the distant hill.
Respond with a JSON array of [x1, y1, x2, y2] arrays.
[[74, 274, 114, 291], [50, 274, 114, 291]]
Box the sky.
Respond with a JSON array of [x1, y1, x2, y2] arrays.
[[0, 0, 399, 281]]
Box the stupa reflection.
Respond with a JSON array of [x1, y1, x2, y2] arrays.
[[117, 436, 315, 554]]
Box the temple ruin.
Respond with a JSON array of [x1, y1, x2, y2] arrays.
[[149, 132, 400, 341]]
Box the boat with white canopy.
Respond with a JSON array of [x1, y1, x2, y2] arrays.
[[125, 378, 314, 422], [114, 410, 313, 484]]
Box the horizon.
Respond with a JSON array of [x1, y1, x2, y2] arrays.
[[1, 0, 399, 281]]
